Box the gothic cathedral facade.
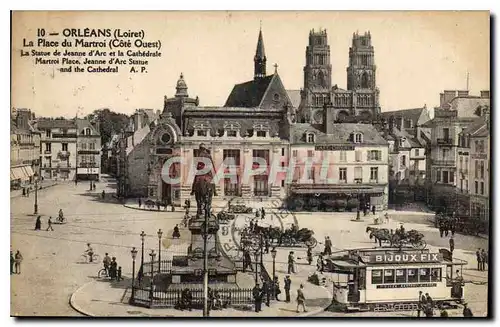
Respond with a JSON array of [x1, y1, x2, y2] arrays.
[[298, 30, 381, 124]]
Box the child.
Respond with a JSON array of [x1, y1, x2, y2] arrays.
[[117, 266, 122, 281]]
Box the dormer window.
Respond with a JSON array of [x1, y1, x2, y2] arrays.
[[399, 137, 406, 147], [352, 132, 363, 143], [254, 123, 269, 138], [193, 121, 211, 137], [306, 133, 316, 143], [223, 121, 240, 137]]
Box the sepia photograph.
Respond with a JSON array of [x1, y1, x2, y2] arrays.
[[9, 10, 490, 318]]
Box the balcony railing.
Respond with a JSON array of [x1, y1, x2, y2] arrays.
[[44, 150, 51, 154], [369, 179, 379, 184], [436, 138, 453, 145], [58, 151, 71, 159], [52, 133, 77, 138], [354, 178, 363, 184], [432, 159, 455, 166], [78, 162, 99, 168]]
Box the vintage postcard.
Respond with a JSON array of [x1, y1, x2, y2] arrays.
[[10, 11, 490, 318]]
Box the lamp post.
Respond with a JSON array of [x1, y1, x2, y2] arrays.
[[33, 173, 39, 215], [140, 231, 146, 280], [130, 247, 138, 302], [254, 252, 259, 284], [157, 229, 163, 274], [149, 249, 156, 306], [270, 247, 277, 300]]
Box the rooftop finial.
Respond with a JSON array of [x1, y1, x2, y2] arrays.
[[274, 63, 278, 73], [260, 20, 262, 30]]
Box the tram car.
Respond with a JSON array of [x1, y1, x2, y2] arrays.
[[325, 247, 467, 312]]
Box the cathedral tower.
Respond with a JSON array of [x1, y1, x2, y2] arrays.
[[254, 28, 267, 79], [299, 28, 332, 123], [347, 31, 376, 90]]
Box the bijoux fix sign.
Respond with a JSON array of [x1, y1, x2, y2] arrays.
[[369, 253, 443, 264]]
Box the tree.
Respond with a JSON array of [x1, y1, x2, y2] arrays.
[[85, 108, 129, 146]]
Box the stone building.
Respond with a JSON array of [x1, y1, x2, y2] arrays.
[[117, 28, 293, 206], [298, 30, 381, 124], [10, 108, 40, 189], [76, 118, 101, 181], [35, 118, 78, 181], [457, 110, 490, 227], [287, 121, 389, 211]]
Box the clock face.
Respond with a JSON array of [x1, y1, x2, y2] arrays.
[[217, 197, 299, 261]]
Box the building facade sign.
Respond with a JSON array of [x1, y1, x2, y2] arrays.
[[315, 145, 355, 151]]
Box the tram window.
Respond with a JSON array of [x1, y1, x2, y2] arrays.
[[396, 269, 407, 283], [371, 269, 383, 284], [408, 268, 418, 283], [419, 268, 431, 282], [431, 268, 442, 282], [384, 269, 395, 283]]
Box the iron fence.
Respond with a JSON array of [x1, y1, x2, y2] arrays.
[[131, 285, 254, 308]]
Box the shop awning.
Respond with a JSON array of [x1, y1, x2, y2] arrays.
[[291, 186, 385, 195], [10, 167, 25, 181], [24, 166, 35, 178]]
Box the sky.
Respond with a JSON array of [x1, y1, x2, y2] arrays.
[[11, 11, 490, 118]]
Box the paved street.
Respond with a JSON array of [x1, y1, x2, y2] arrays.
[[10, 176, 489, 317]]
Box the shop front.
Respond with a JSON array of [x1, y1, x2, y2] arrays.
[[288, 184, 386, 212]]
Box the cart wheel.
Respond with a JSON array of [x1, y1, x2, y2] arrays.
[[98, 268, 108, 278], [305, 237, 317, 248]]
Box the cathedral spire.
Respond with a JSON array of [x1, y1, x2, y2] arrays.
[[254, 26, 267, 80]]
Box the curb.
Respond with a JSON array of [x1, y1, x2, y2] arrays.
[[299, 285, 333, 317], [10, 183, 59, 199], [69, 281, 95, 317]]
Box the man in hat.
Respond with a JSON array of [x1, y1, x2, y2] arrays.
[[252, 283, 263, 313], [288, 251, 296, 274], [284, 275, 292, 302], [296, 284, 307, 313]]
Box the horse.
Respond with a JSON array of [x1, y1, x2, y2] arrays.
[[369, 228, 392, 247]]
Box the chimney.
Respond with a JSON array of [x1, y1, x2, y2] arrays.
[[457, 90, 469, 97], [133, 110, 143, 131], [439, 93, 445, 107], [480, 90, 490, 98], [443, 90, 458, 104]]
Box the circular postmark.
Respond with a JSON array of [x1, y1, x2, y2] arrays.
[[216, 196, 299, 261]]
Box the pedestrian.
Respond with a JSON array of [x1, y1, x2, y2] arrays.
[[172, 224, 180, 239], [264, 237, 270, 254], [255, 210, 260, 219], [417, 290, 425, 317], [10, 251, 14, 275], [440, 308, 449, 317], [252, 283, 262, 313], [444, 220, 449, 237], [324, 236, 332, 256], [138, 198, 142, 208], [110, 257, 118, 280], [22, 188, 26, 197], [476, 248, 482, 271], [103, 253, 112, 274], [26, 188, 30, 197], [424, 303, 434, 317], [46, 216, 54, 231], [451, 218, 456, 236], [317, 254, 324, 273], [284, 275, 291, 302], [481, 249, 487, 271], [372, 205, 376, 215], [449, 237, 455, 254], [261, 208, 266, 219], [75, 179, 78, 186], [384, 211, 389, 224], [101, 190, 105, 199], [439, 220, 444, 238], [273, 276, 281, 301], [356, 209, 360, 220], [34, 215, 42, 230], [117, 266, 122, 281], [288, 251, 296, 274], [249, 220, 254, 231], [264, 280, 271, 307], [425, 293, 433, 308], [307, 247, 313, 265], [243, 249, 253, 272], [462, 303, 473, 317], [296, 284, 307, 313], [14, 250, 23, 274]]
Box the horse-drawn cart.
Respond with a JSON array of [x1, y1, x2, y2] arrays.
[[366, 227, 426, 249]]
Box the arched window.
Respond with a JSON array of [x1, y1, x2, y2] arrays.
[[361, 72, 369, 88], [85, 128, 91, 136]]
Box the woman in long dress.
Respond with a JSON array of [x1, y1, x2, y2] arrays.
[[34, 216, 42, 230]]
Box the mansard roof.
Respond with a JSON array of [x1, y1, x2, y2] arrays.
[[224, 75, 274, 108]]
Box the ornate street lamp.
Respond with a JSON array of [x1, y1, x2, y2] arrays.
[[149, 249, 156, 306], [33, 172, 39, 215], [270, 247, 277, 300], [130, 247, 138, 302], [157, 229, 163, 274], [140, 231, 146, 280]]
